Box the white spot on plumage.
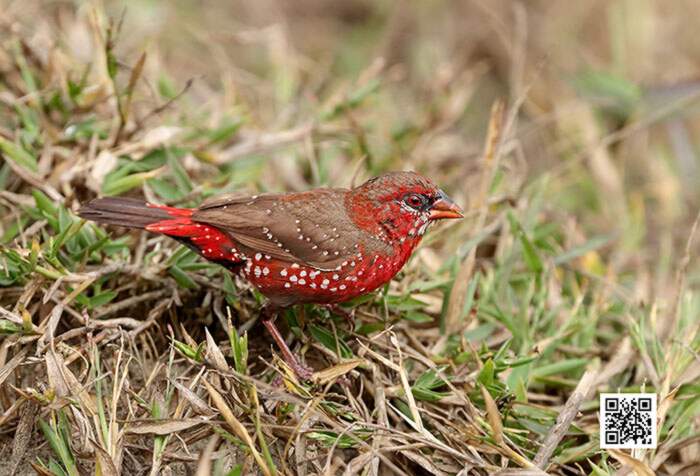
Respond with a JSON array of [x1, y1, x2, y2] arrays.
[[300, 270, 307, 277], [263, 267, 269, 275], [280, 269, 288, 276], [255, 253, 262, 261], [290, 275, 298, 282], [291, 263, 300, 269], [339, 284, 346, 290], [322, 279, 330, 285], [332, 274, 339, 280], [284, 283, 291, 288], [299, 279, 306, 285]]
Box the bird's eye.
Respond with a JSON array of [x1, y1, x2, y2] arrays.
[[404, 193, 427, 210]]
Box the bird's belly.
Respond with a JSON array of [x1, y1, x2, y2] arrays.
[[238, 250, 411, 305]]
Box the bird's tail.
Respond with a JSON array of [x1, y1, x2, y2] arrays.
[[77, 197, 193, 229], [78, 197, 240, 263]]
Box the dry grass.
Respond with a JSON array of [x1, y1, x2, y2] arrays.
[[1, 1, 699, 475]]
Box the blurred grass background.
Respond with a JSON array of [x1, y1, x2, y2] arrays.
[[0, 1, 699, 475]]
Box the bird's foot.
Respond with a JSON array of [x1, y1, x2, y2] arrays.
[[262, 317, 315, 382], [283, 355, 315, 382], [269, 352, 315, 386]]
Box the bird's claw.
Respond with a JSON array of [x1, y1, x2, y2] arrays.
[[288, 359, 315, 382], [270, 359, 314, 386]]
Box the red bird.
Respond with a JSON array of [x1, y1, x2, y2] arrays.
[[79, 171, 462, 378]]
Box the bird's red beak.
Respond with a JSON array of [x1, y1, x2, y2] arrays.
[[429, 191, 463, 220]]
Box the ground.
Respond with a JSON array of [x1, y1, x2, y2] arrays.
[[0, 1, 699, 475]]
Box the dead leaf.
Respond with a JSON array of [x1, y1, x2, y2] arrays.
[[88, 150, 118, 191], [402, 450, 449, 476], [29, 462, 56, 476], [313, 359, 363, 385], [91, 440, 120, 476], [45, 350, 70, 397], [205, 328, 229, 373], [0, 349, 27, 389], [492, 470, 549, 476], [608, 449, 655, 476], [125, 418, 207, 435], [45, 349, 96, 414], [480, 384, 504, 445], [171, 380, 214, 416], [10, 400, 37, 475], [195, 435, 220, 476], [203, 378, 271, 476]]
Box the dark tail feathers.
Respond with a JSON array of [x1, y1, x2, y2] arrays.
[[78, 197, 189, 229]]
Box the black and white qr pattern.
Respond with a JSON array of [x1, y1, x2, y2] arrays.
[[600, 393, 657, 449]]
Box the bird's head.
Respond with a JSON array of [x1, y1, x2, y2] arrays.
[[347, 171, 462, 244]]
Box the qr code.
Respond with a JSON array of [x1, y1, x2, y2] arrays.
[[600, 393, 657, 449]]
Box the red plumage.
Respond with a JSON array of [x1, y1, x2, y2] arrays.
[[79, 171, 462, 379]]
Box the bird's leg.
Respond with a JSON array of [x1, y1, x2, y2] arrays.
[[261, 305, 314, 381]]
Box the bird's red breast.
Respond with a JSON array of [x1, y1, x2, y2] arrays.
[[80, 171, 463, 307]]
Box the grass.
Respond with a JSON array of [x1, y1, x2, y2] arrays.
[[1, 1, 699, 475]]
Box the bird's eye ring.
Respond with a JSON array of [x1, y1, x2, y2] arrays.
[[404, 193, 427, 210]]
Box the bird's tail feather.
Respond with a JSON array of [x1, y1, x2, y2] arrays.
[[78, 197, 193, 229], [78, 197, 239, 263]]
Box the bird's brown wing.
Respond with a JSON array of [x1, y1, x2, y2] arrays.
[[193, 189, 386, 270]]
